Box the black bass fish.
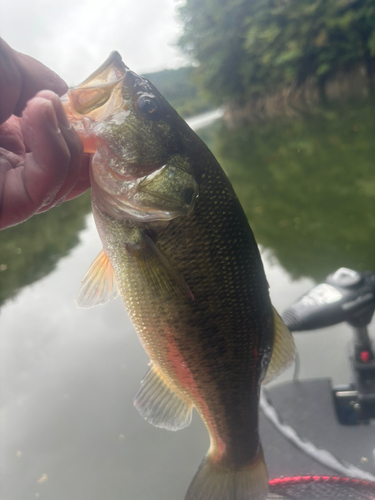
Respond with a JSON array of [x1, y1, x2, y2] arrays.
[[62, 52, 295, 500]]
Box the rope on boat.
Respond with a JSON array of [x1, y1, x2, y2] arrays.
[[260, 388, 375, 482]]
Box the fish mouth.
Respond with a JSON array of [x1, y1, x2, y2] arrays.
[[62, 52, 129, 123], [78, 51, 127, 87], [63, 52, 166, 124]]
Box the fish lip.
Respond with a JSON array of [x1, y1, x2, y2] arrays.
[[79, 51, 128, 87]]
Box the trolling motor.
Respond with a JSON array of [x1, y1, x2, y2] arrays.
[[282, 267, 375, 425]]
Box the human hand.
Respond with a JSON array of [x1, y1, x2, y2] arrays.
[[0, 38, 90, 230]]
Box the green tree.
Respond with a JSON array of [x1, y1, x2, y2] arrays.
[[179, 0, 251, 103], [179, 0, 375, 102]]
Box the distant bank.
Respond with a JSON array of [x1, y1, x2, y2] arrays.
[[223, 64, 375, 126], [143, 64, 375, 127], [143, 67, 213, 119]]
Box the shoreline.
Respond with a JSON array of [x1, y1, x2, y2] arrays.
[[222, 63, 375, 126]]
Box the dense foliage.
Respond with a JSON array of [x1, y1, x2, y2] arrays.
[[179, 0, 375, 102]]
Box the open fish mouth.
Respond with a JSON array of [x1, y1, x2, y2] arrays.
[[61, 52, 129, 126], [61, 51, 199, 222]]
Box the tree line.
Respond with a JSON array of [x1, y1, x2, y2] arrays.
[[178, 0, 375, 104]]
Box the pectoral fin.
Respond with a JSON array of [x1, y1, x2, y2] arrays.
[[262, 307, 295, 384], [76, 250, 119, 308], [130, 235, 194, 301], [134, 363, 193, 431]]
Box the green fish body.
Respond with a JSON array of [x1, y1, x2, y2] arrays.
[[62, 52, 295, 500]]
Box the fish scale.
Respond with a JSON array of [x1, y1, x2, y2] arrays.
[[63, 51, 295, 500], [94, 143, 272, 467]]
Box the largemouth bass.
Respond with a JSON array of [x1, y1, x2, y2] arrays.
[[62, 52, 295, 500]]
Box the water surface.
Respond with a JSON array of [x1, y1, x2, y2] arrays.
[[1, 102, 375, 499]]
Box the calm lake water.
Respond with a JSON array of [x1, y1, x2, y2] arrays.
[[1, 101, 375, 499]]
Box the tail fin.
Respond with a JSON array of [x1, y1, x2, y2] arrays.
[[185, 448, 269, 500]]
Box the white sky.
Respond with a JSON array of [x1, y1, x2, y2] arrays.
[[0, 0, 189, 86]]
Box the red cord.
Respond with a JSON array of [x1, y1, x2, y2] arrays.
[[269, 475, 375, 489]]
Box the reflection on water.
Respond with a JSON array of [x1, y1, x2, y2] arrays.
[[210, 103, 375, 282], [2, 103, 374, 303], [0, 192, 91, 306], [2, 102, 375, 499]]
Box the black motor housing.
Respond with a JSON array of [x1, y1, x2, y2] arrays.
[[282, 268, 375, 332], [282, 267, 375, 425]]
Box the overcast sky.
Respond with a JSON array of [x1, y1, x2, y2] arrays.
[[1, 0, 189, 86]]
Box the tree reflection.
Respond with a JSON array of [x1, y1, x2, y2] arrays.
[[211, 103, 375, 281], [1, 103, 374, 303], [0, 192, 91, 305]]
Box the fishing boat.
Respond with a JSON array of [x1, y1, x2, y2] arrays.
[[264, 267, 375, 499]]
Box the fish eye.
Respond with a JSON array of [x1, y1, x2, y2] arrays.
[[136, 94, 161, 120]]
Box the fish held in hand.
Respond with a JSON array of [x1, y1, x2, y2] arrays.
[[62, 52, 295, 500]]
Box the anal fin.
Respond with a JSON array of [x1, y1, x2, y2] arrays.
[[262, 307, 296, 384], [134, 363, 193, 431]]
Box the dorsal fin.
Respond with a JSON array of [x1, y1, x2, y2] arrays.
[[76, 249, 119, 308], [262, 307, 295, 384]]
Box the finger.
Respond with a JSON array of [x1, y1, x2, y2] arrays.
[[14, 52, 68, 116], [63, 154, 91, 201], [33, 91, 85, 207], [0, 38, 68, 124], [0, 148, 30, 229], [0, 97, 70, 228], [0, 149, 22, 202], [21, 95, 72, 208], [0, 91, 88, 229], [37, 155, 91, 212], [41, 153, 91, 210], [0, 115, 25, 155], [0, 38, 22, 124]]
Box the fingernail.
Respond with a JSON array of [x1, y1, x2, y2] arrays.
[[45, 102, 60, 133]]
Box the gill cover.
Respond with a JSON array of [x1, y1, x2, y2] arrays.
[[90, 152, 198, 221]]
